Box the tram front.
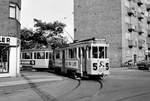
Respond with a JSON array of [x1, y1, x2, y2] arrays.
[[87, 43, 110, 77]]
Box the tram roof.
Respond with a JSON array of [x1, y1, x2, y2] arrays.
[[71, 37, 107, 45], [21, 48, 52, 52], [55, 37, 108, 50]]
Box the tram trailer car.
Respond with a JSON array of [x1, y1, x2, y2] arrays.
[[20, 49, 53, 71], [54, 38, 110, 78]]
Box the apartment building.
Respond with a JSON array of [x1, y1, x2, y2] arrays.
[[74, 0, 150, 68], [0, 0, 21, 77]]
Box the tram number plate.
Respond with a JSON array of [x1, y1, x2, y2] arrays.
[[93, 61, 105, 71]]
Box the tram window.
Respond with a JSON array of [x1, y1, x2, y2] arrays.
[[105, 47, 108, 58], [69, 49, 73, 58], [82, 48, 85, 58], [73, 48, 77, 58], [88, 47, 91, 58], [78, 48, 81, 58], [56, 51, 60, 59], [34, 52, 36, 59], [99, 47, 104, 58], [22, 52, 32, 59], [68, 48, 76, 59], [49, 52, 52, 59], [92, 47, 98, 58], [46, 52, 49, 59], [37, 52, 45, 59]]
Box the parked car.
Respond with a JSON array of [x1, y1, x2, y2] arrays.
[[137, 60, 150, 70]]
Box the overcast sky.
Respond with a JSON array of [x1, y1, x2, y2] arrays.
[[21, 0, 74, 41]]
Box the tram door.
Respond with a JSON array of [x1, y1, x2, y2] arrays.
[[61, 50, 65, 73], [0, 45, 9, 73], [79, 47, 87, 76]]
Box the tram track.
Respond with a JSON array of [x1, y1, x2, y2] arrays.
[[63, 78, 104, 101], [21, 73, 59, 101], [21, 72, 104, 101], [78, 79, 104, 101], [57, 77, 81, 99]]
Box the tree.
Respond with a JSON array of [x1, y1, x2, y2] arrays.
[[33, 19, 67, 49], [20, 28, 35, 49], [20, 19, 68, 50]]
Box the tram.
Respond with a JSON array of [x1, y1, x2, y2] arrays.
[[54, 38, 110, 78], [20, 48, 53, 71]]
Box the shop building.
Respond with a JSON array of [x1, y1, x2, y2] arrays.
[[74, 0, 150, 67], [0, 0, 21, 77]]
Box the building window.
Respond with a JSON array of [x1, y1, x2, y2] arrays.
[[9, 3, 20, 22]]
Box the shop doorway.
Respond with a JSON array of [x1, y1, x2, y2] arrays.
[[0, 45, 9, 73]]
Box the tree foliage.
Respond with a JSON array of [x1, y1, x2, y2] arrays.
[[21, 19, 67, 50]]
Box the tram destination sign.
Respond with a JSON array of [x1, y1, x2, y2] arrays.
[[0, 36, 10, 44]]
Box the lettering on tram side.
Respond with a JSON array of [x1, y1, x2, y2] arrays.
[[55, 60, 62, 67], [65, 60, 78, 68], [21, 60, 31, 65]]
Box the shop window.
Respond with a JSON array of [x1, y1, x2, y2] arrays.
[[0, 46, 9, 73], [9, 3, 21, 22]]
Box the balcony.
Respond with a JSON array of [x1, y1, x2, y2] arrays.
[[128, 24, 135, 32], [137, 23, 144, 35], [147, 43, 150, 50], [127, 7, 135, 17], [137, 12, 144, 21], [147, 29, 150, 37], [146, 4, 150, 11], [128, 40, 134, 48], [138, 40, 144, 49], [137, 0, 143, 7], [146, 37, 150, 44], [147, 16, 150, 24]]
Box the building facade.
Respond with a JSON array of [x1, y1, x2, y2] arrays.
[[74, 0, 150, 67], [0, 0, 21, 77]]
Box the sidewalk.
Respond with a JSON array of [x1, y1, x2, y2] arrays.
[[0, 72, 63, 87]]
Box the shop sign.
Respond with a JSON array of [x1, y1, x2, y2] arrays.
[[0, 36, 10, 44]]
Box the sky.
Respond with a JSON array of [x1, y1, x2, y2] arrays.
[[21, 0, 74, 42]]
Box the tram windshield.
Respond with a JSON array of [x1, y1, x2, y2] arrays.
[[92, 46, 107, 59], [35, 52, 45, 59]]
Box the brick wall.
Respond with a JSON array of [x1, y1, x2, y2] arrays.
[[74, 0, 122, 67], [0, 0, 21, 38]]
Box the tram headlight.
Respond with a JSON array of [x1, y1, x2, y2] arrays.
[[106, 63, 109, 70]]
